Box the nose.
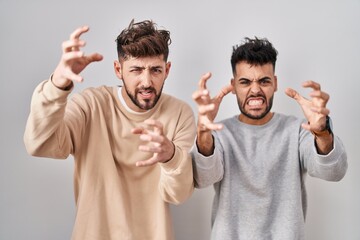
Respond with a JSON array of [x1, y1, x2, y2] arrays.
[[249, 81, 261, 94], [141, 69, 152, 88]]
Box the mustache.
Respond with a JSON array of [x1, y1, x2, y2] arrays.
[[136, 86, 157, 94], [245, 94, 265, 101]]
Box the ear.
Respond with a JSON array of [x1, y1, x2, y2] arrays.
[[114, 60, 123, 79], [164, 62, 171, 80], [274, 75, 278, 92], [231, 78, 236, 94]]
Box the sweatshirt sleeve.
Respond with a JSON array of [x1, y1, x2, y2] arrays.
[[158, 103, 196, 205], [23, 80, 85, 159], [191, 132, 224, 189], [300, 129, 348, 182]]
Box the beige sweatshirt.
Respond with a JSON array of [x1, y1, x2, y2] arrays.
[[24, 80, 196, 240]]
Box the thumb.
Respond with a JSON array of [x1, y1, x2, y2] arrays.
[[285, 88, 303, 102], [88, 53, 103, 63], [285, 87, 308, 106], [215, 84, 233, 103], [285, 88, 296, 98]]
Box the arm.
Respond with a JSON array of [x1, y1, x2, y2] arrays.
[[24, 80, 74, 158], [131, 73, 225, 165], [131, 105, 196, 204], [24, 26, 103, 158], [191, 132, 225, 188], [192, 72, 233, 155], [52, 26, 103, 89], [159, 107, 196, 204], [191, 73, 233, 188], [300, 128, 348, 181], [285, 80, 333, 154], [286, 81, 347, 180]]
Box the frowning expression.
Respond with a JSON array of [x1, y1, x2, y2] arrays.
[[114, 55, 171, 112], [231, 62, 277, 124]]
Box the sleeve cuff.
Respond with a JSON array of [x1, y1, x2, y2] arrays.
[[160, 145, 183, 173], [313, 136, 345, 165], [190, 139, 219, 170], [41, 78, 73, 103]]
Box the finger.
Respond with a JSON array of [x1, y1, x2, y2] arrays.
[[198, 72, 212, 90], [62, 68, 83, 83], [301, 122, 328, 133], [192, 90, 203, 101], [215, 84, 233, 101], [138, 144, 162, 153], [198, 104, 215, 115], [309, 90, 330, 102], [69, 26, 90, 51], [199, 122, 223, 131], [302, 80, 321, 91], [86, 53, 104, 63], [62, 39, 86, 53], [143, 119, 163, 135], [285, 88, 307, 104], [301, 122, 311, 131], [284, 88, 296, 98], [136, 156, 158, 167], [140, 133, 164, 144], [310, 106, 330, 115], [192, 89, 210, 103], [62, 51, 85, 62], [207, 123, 223, 131], [70, 26, 89, 40], [132, 127, 146, 135]]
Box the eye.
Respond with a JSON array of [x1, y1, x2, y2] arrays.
[[259, 78, 272, 86], [152, 68, 162, 74], [130, 68, 141, 73], [238, 79, 251, 86]]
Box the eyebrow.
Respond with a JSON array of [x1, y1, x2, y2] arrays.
[[238, 76, 271, 82], [129, 65, 163, 70]]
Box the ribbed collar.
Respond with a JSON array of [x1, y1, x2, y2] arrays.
[[110, 86, 165, 122]]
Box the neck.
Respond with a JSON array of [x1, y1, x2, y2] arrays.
[[238, 112, 274, 125]]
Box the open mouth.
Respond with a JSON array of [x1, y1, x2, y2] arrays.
[[248, 99, 264, 106], [247, 97, 265, 108], [138, 88, 155, 100]]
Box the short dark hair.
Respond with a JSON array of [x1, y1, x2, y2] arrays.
[[116, 19, 171, 62], [231, 37, 278, 74]]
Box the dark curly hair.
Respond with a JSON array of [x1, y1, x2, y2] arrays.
[[231, 37, 278, 74], [116, 19, 171, 62]]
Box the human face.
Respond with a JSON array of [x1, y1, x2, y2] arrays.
[[231, 62, 277, 125], [114, 55, 171, 112]]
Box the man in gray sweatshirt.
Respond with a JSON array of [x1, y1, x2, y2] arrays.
[[191, 37, 347, 240]]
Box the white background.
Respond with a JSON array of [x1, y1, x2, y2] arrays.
[[1, 0, 359, 239]]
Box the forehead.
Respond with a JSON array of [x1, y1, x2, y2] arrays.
[[122, 55, 166, 68], [234, 62, 274, 79]]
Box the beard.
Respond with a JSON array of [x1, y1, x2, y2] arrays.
[[238, 94, 274, 120], [123, 83, 164, 110]]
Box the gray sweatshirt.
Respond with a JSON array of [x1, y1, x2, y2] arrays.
[[191, 113, 347, 240]]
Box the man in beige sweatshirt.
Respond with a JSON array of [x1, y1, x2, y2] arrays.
[[24, 19, 195, 240]]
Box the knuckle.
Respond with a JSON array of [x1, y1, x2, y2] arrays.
[[198, 108, 206, 115]]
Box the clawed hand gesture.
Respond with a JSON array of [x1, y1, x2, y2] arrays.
[[285, 80, 330, 132], [192, 72, 233, 132], [52, 26, 103, 89], [132, 119, 175, 167]]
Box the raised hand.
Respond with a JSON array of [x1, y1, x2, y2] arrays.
[[132, 119, 175, 167], [52, 26, 103, 89], [285, 80, 330, 133], [192, 72, 233, 133]]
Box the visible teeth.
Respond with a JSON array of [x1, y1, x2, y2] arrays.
[[248, 100, 263, 106], [140, 90, 151, 95]]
